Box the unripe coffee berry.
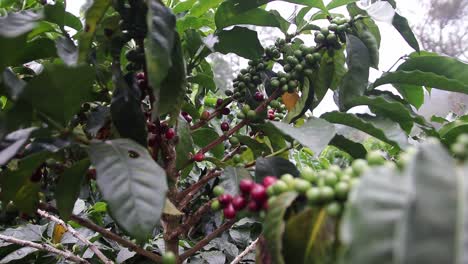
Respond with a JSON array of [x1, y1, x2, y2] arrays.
[[213, 186, 225, 196]]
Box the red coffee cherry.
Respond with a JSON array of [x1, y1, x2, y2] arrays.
[[165, 128, 176, 140], [223, 204, 237, 219], [232, 196, 247, 210], [254, 91, 264, 101], [218, 194, 233, 207], [221, 122, 230, 132], [262, 176, 277, 188], [247, 200, 261, 212], [239, 179, 255, 195], [250, 184, 267, 202], [194, 152, 205, 162]]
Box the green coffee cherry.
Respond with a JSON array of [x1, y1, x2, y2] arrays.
[[211, 200, 221, 211], [281, 173, 295, 187], [300, 166, 318, 183], [162, 251, 176, 264], [319, 186, 334, 202], [294, 178, 312, 194], [326, 202, 342, 217], [242, 104, 251, 114], [270, 79, 280, 88], [324, 171, 339, 186], [306, 187, 321, 204], [229, 136, 240, 146], [351, 159, 369, 176], [334, 181, 349, 200], [273, 180, 289, 194], [213, 186, 225, 196], [246, 110, 257, 120], [320, 27, 329, 35], [233, 154, 242, 163], [237, 112, 245, 119], [366, 151, 385, 166]]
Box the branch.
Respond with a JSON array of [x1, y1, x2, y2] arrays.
[[166, 201, 212, 241], [37, 209, 113, 264], [38, 203, 162, 263], [195, 88, 282, 157], [0, 234, 89, 264], [230, 237, 259, 264], [190, 99, 233, 130], [178, 219, 236, 262], [176, 170, 221, 205]]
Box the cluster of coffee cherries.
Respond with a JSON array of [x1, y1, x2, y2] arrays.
[[314, 17, 351, 50], [210, 177, 277, 219], [451, 134, 468, 160], [267, 98, 287, 121]]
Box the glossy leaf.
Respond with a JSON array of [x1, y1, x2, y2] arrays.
[[237, 135, 271, 158], [220, 166, 251, 195], [263, 192, 298, 264], [111, 70, 147, 146], [56, 159, 90, 221], [224, 0, 327, 12], [88, 139, 168, 241], [0, 127, 36, 166], [374, 55, 468, 94], [321, 112, 408, 149], [188, 0, 223, 17], [392, 13, 419, 52], [438, 115, 468, 146], [21, 64, 94, 127], [282, 208, 317, 264], [338, 34, 370, 110], [355, 28, 379, 68], [77, 0, 111, 63], [0, 10, 42, 37], [1, 68, 26, 101], [175, 116, 194, 172], [255, 157, 300, 181], [55, 37, 77, 66], [329, 134, 367, 159], [215, 1, 289, 31], [394, 84, 424, 109], [269, 118, 336, 155], [188, 73, 216, 91], [192, 127, 223, 159], [327, 0, 358, 10], [145, 1, 177, 116], [214, 26, 264, 60]]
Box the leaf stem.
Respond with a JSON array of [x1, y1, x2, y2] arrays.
[[304, 209, 327, 262]]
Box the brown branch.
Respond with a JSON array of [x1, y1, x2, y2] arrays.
[[38, 203, 162, 263], [230, 237, 259, 264], [176, 170, 221, 204], [166, 201, 212, 241], [178, 219, 236, 262], [190, 98, 234, 130], [37, 209, 113, 264], [0, 234, 89, 264]]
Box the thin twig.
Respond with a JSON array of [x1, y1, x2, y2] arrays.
[[177, 170, 221, 205], [0, 234, 89, 264], [166, 201, 212, 241], [178, 219, 236, 262], [38, 203, 162, 263], [37, 209, 114, 264], [190, 98, 234, 130], [230, 237, 259, 264]]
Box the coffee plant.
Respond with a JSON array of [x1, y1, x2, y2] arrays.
[[0, 0, 467, 263]]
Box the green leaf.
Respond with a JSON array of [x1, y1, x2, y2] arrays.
[[44, 1, 65, 27], [188, 0, 223, 17], [338, 34, 370, 110], [263, 192, 298, 264], [285, 77, 313, 123], [1, 151, 50, 205], [392, 13, 419, 52], [188, 73, 216, 91], [282, 208, 317, 264], [145, 0, 176, 116], [0, 127, 36, 166], [173, 0, 197, 13], [348, 93, 431, 134], [237, 135, 271, 158], [326, 0, 358, 10], [175, 116, 194, 173], [0, 10, 42, 38], [77, 0, 111, 63], [255, 157, 300, 181], [329, 134, 367, 159], [214, 26, 264, 60], [111, 70, 147, 146], [225, 0, 327, 12], [394, 84, 424, 109], [21, 64, 95, 127], [192, 127, 224, 159], [0, 247, 38, 263], [374, 55, 468, 94], [56, 159, 90, 221], [321, 112, 408, 149], [1, 68, 26, 101], [438, 115, 468, 146], [355, 28, 379, 68], [215, 1, 290, 31], [55, 37, 78, 66], [220, 166, 252, 195], [268, 118, 336, 155], [88, 139, 168, 241]]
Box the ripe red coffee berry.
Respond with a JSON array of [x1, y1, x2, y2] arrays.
[[147, 122, 157, 133], [239, 179, 255, 194], [247, 200, 261, 212], [181, 111, 189, 117], [218, 194, 233, 207], [222, 107, 230, 115], [201, 110, 210, 120], [232, 196, 247, 210], [262, 199, 269, 210], [194, 152, 205, 162], [184, 114, 193, 123], [136, 72, 145, 80], [221, 122, 229, 132], [223, 204, 236, 219], [165, 128, 175, 140], [250, 184, 267, 202], [216, 98, 224, 107], [262, 176, 277, 188], [268, 114, 275, 120], [254, 91, 264, 101]]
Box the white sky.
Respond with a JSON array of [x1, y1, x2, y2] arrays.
[[65, 0, 437, 116]]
